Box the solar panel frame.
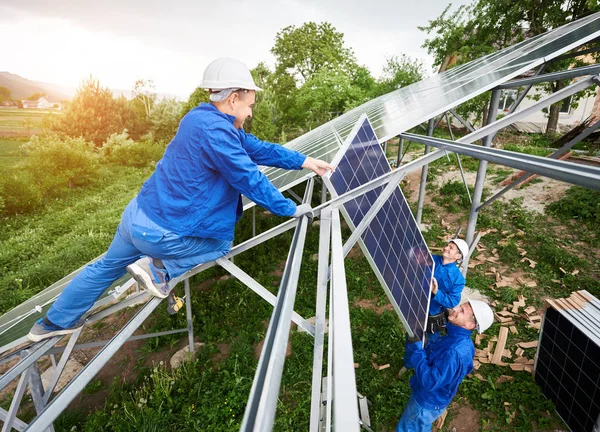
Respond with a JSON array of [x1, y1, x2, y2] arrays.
[[244, 12, 600, 208], [323, 114, 434, 340], [535, 295, 600, 432]]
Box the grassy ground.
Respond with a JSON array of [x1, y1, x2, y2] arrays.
[[0, 109, 59, 137], [1, 132, 598, 431], [0, 138, 25, 169]]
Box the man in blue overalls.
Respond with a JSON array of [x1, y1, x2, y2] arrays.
[[426, 239, 469, 342], [397, 299, 494, 432], [28, 57, 334, 342]]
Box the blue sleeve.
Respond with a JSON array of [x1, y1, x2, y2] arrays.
[[201, 122, 297, 217], [433, 267, 464, 309], [410, 348, 463, 392], [240, 131, 306, 169], [404, 340, 423, 369]]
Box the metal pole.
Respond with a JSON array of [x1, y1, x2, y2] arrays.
[[28, 363, 54, 432], [398, 137, 404, 166], [1, 370, 30, 432], [309, 206, 332, 432], [184, 279, 194, 353], [330, 209, 360, 432], [241, 180, 313, 432], [252, 207, 256, 238], [416, 119, 435, 225], [466, 89, 500, 247]]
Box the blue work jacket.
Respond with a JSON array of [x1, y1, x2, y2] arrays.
[[429, 255, 465, 315], [404, 323, 475, 410], [137, 103, 306, 241]]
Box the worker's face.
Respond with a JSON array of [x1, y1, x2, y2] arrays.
[[442, 242, 462, 263], [230, 90, 255, 129], [447, 302, 477, 330]]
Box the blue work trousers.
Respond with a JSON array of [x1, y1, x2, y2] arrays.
[[47, 198, 231, 328], [396, 395, 445, 432]]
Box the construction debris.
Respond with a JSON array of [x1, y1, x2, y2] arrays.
[[518, 341, 538, 349]]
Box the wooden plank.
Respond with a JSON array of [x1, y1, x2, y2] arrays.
[[509, 326, 518, 335], [518, 340, 538, 349], [492, 327, 509, 365]]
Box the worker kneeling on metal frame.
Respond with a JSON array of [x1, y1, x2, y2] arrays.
[[426, 238, 468, 343], [397, 299, 494, 432], [27, 57, 334, 343]]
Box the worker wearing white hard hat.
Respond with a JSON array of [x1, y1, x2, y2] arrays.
[[397, 299, 494, 431], [28, 57, 334, 342], [426, 238, 469, 340]]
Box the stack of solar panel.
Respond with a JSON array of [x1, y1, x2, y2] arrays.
[[535, 290, 600, 432]]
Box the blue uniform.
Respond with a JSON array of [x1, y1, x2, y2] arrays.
[[429, 255, 464, 315], [397, 323, 475, 431], [47, 103, 306, 328]]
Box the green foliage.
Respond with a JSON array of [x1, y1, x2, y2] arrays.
[[0, 171, 42, 215], [181, 87, 209, 117], [373, 54, 427, 97], [419, 0, 600, 129], [46, 76, 149, 146], [101, 131, 166, 168], [546, 186, 600, 225], [0, 86, 12, 103], [148, 98, 183, 144], [22, 135, 101, 196]]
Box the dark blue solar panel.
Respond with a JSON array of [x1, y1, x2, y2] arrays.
[[536, 305, 600, 432], [326, 116, 434, 340]]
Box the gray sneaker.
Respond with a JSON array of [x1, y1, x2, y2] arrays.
[[27, 317, 84, 343], [127, 256, 171, 298]]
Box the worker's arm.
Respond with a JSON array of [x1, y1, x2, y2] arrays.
[[240, 132, 306, 169], [432, 271, 464, 309], [408, 345, 462, 392], [201, 123, 296, 216]]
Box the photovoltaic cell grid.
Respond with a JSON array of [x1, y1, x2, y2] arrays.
[[324, 116, 434, 340], [243, 12, 600, 208], [535, 292, 600, 432]]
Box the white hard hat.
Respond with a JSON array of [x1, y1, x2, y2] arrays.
[[468, 299, 494, 334], [449, 238, 469, 260], [200, 57, 262, 91]]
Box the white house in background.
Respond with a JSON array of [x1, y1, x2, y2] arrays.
[[498, 83, 600, 133], [21, 97, 59, 109]]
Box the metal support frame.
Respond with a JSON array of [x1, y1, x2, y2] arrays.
[[217, 258, 315, 335], [416, 118, 436, 224], [465, 88, 501, 246], [479, 118, 600, 210], [329, 209, 360, 432], [445, 111, 472, 204], [498, 63, 600, 89], [241, 180, 313, 432], [309, 207, 332, 432]]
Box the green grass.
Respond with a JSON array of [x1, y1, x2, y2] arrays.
[[0, 109, 58, 136], [1, 141, 598, 430], [0, 138, 25, 168]]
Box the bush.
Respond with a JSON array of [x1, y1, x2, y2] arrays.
[[0, 171, 43, 215], [101, 131, 165, 167], [22, 135, 101, 198]]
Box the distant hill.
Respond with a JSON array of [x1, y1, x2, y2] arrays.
[[0, 72, 186, 103], [0, 72, 75, 102]]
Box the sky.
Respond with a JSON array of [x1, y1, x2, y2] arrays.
[[0, 0, 472, 99]]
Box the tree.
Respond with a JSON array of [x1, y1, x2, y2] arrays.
[[148, 98, 183, 143], [420, 0, 600, 133], [373, 55, 427, 97], [271, 22, 355, 83], [46, 76, 149, 146], [246, 63, 278, 141], [132, 79, 157, 118], [0, 86, 11, 103], [181, 87, 210, 117], [269, 21, 375, 134]]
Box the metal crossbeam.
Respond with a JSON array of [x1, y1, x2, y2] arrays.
[[498, 64, 600, 88]]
